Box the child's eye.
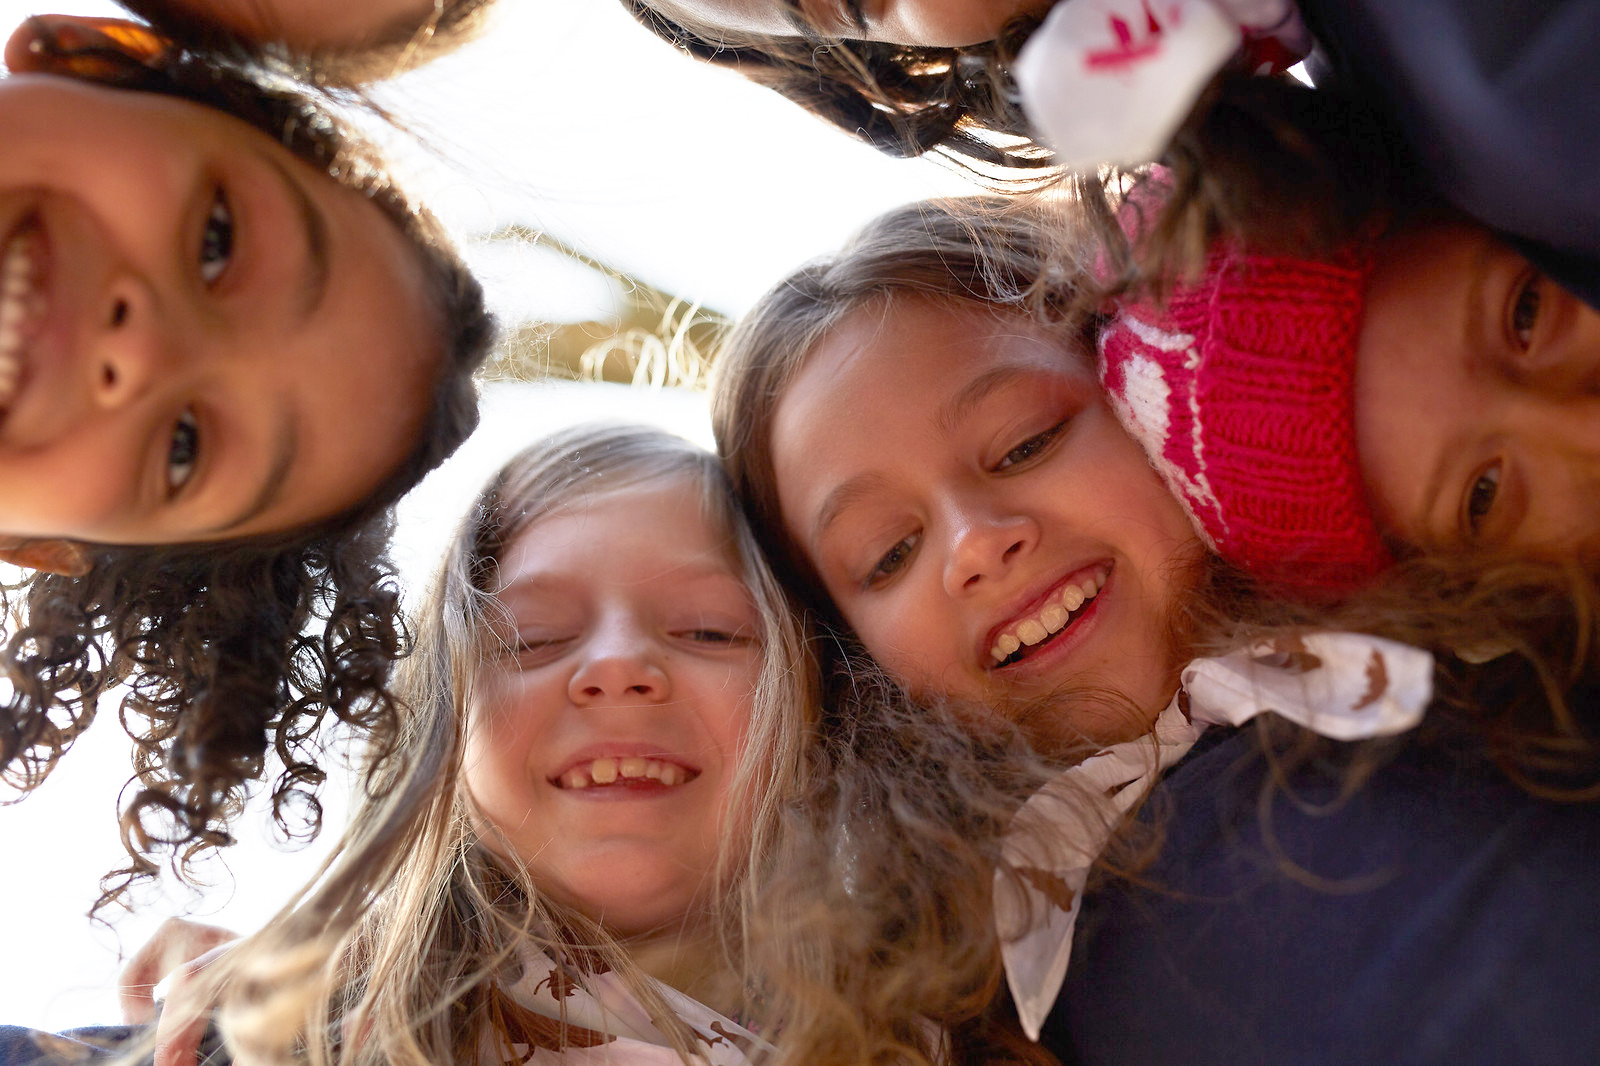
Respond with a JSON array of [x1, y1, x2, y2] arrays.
[[1463, 461, 1502, 537], [166, 410, 199, 492], [995, 420, 1068, 471], [200, 190, 234, 285], [1510, 272, 1542, 349], [679, 628, 754, 646], [864, 533, 919, 587], [507, 636, 569, 667]]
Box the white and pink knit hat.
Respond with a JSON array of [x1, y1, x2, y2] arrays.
[[1098, 241, 1395, 594]]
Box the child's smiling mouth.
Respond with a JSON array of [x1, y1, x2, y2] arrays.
[[553, 755, 701, 790], [987, 565, 1109, 668], [0, 214, 43, 408]]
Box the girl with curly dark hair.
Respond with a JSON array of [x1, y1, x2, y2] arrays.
[[0, 13, 494, 908]]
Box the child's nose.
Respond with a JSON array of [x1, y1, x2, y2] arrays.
[[88, 276, 170, 411], [568, 628, 672, 705], [941, 502, 1039, 596]]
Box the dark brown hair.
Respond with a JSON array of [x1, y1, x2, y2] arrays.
[[623, 0, 1054, 175], [0, 20, 495, 913]]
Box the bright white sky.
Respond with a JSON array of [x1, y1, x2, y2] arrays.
[[0, 0, 988, 1031]]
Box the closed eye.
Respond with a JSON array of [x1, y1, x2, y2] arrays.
[[995, 420, 1068, 472], [678, 628, 756, 646], [200, 189, 234, 286], [507, 636, 571, 667], [166, 409, 199, 493], [783, 0, 867, 35]]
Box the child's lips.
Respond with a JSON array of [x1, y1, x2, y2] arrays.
[[982, 563, 1111, 670], [550, 751, 701, 791]]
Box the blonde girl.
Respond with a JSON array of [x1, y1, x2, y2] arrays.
[[160, 424, 807, 1065], [117, 423, 1031, 1066]]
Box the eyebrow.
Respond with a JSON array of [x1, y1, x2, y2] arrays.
[[209, 408, 299, 536], [811, 471, 891, 546], [934, 365, 1031, 436], [259, 152, 330, 321]]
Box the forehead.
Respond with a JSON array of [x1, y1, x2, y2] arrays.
[[774, 297, 1090, 447], [651, 0, 802, 37], [495, 478, 742, 588]]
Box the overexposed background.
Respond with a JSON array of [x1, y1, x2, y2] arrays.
[[0, 0, 985, 1030]]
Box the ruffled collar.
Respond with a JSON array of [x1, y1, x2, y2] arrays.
[[499, 941, 770, 1064], [997, 631, 1434, 1039]]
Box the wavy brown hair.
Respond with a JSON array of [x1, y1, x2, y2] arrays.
[[623, 0, 1054, 175], [0, 19, 495, 913]]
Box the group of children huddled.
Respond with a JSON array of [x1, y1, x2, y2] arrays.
[[3, 1, 1600, 1064]]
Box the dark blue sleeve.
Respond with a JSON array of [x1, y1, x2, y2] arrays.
[[0, 1026, 141, 1064], [1297, 0, 1600, 310], [1043, 728, 1600, 1066]]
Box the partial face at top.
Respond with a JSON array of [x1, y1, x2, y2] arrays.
[[1354, 221, 1600, 557], [129, 0, 444, 51], [0, 66, 438, 546], [464, 480, 762, 939], [655, 0, 1051, 47], [769, 298, 1199, 748]]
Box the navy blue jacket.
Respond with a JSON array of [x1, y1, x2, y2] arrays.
[[1301, 0, 1600, 310], [1043, 726, 1600, 1065]]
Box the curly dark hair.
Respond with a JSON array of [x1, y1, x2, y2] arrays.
[[0, 19, 495, 913], [622, 0, 1055, 175]]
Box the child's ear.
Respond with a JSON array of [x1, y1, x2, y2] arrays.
[[5, 15, 170, 77], [0, 537, 92, 577]]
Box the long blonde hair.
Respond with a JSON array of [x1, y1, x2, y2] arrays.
[[206, 424, 816, 1064]]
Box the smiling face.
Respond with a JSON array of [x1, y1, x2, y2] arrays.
[[462, 479, 763, 939], [769, 297, 1199, 748], [654, 0, 1048, 47], [1354, 221, 1600, 556], [0, 72, 437, 546]]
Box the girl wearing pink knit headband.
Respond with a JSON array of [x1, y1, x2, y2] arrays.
[[712, 193, 1600, 1064], [1096, 96, 1600, 597]]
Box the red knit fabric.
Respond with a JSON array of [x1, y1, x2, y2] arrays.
[[1098, 242, 1394, 594]]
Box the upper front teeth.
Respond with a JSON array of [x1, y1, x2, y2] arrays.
[[558, 756, 693, 790], [991, 568, 1108, 663], [0, 230, 38, 403]]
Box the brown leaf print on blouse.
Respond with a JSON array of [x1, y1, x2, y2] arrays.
[[1353, 648, 1389, 711], [1017, 866, 1077, 912], [532, 967, 582, 1001], [1250, 634, 1323, 674], [696, 1020, 755, 1055]]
